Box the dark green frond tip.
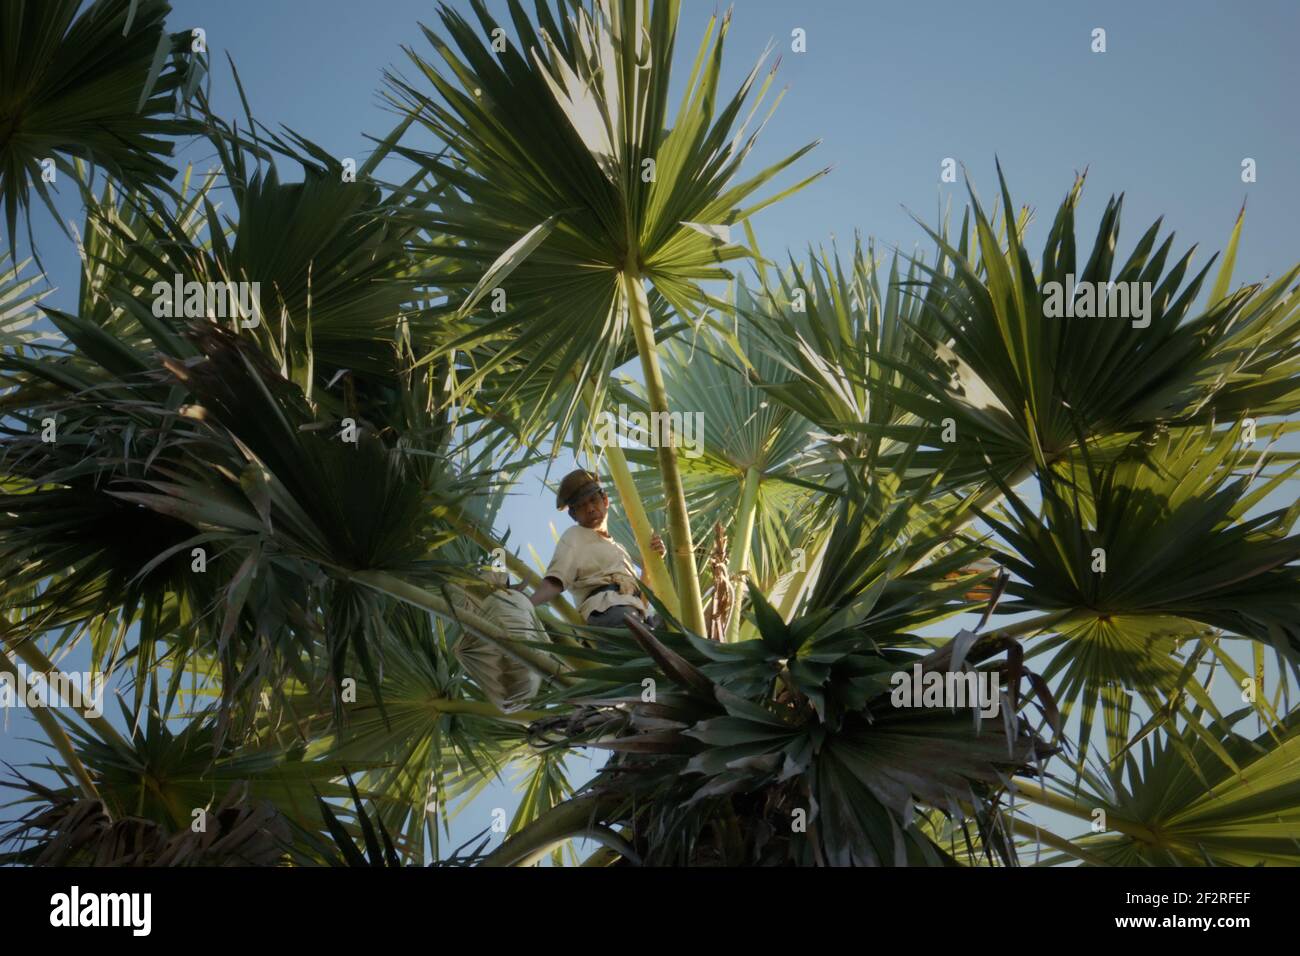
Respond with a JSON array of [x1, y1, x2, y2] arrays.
[[0, 0, 204, 252]]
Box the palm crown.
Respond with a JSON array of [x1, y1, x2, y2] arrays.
[[2, 0, 1298, 868]]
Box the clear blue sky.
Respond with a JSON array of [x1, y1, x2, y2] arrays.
[[4, 0, 1299, 862]]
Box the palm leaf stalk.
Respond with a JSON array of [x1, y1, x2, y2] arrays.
[[991, 810, 1111, 867], [606, 301, 823, 639], [0, 644, 100, 802], [0, 627, 129, 749], [725, 466, 760, 640], [621, 270, 705, 630]]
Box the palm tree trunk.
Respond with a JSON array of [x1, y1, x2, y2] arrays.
[[725, 466, 760, 641], [622, 270, 706, 634], [577, 374, 681, 619]]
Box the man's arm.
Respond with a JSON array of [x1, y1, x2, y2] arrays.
[[529, 576, 564, 607]]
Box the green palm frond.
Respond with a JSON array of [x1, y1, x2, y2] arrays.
[[988, 423, 1300, 659], [0, 776, 292, 866], [1024, 707, 1300, 866], [68, 158, 216, 348], [981, 422, 1300, 769], [79, 109, 433, 382], [505, 748, 577, 866], [0, 675, 360, 864], [390, 0, 825, 442], [886, 166, 1300, 476], [0, 245, 53, 346], [295, 602, 542, 861], [737, 237, 950, 463], [0, 0, 204, 251]]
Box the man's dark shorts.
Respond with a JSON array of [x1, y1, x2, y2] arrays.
[[586, 604, 661, 630]]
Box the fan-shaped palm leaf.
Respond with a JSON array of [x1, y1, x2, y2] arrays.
[[886, 166, 1300, 479], [0, 244, 53, 346], [1021, 707, 1300, 866], [0, 0, 203, 251]]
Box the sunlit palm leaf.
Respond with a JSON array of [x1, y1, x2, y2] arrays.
[[0, 245, 54, 345], [1028, 707, 1300, 866], [389, 0, 824, 443]]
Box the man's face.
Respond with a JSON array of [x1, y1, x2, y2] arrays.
[[571, 490, 609, 529]]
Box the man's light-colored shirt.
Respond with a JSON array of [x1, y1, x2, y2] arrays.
[[544, 525, 645, 619]]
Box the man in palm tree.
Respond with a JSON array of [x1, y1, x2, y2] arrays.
[[528, 469, 665, 629]]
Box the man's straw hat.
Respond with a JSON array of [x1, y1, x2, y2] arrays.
[[556, 468, 603, 510]]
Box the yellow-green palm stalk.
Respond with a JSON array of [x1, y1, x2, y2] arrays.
[[609, 297, 823, 641]]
